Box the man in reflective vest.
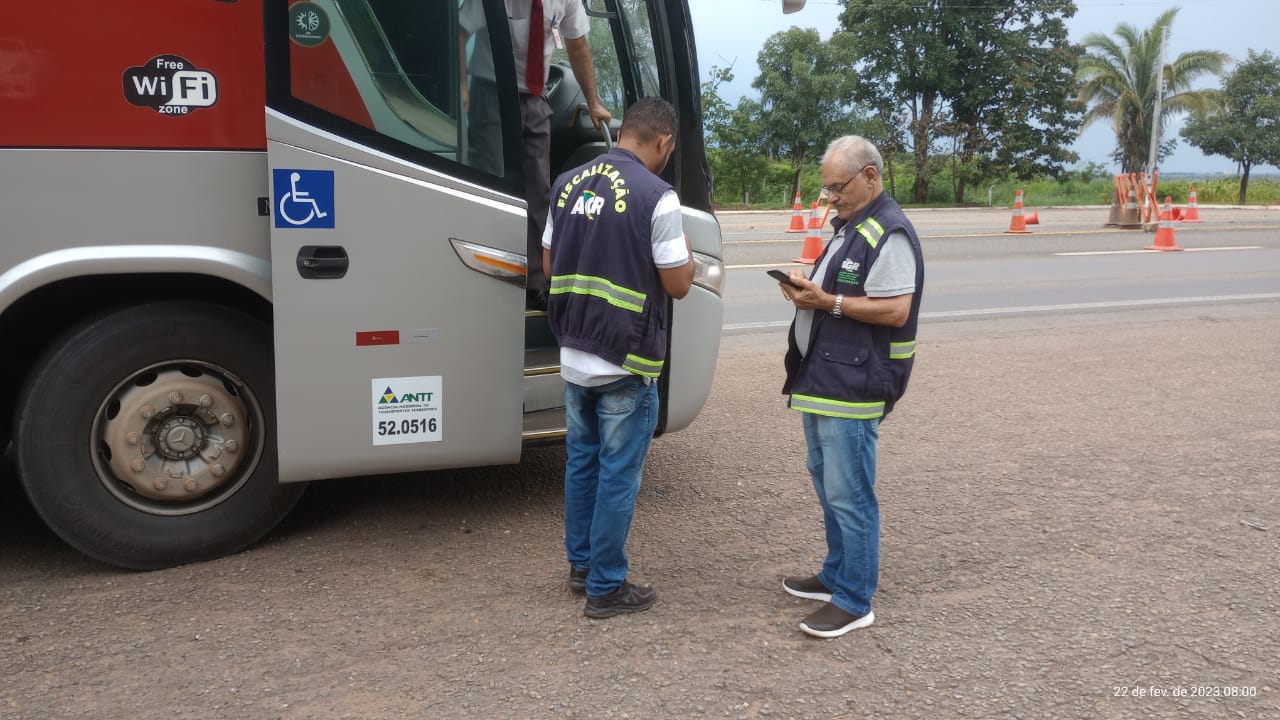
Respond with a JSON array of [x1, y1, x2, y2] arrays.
[[776, 135, 925, 638], [542, 97, 693, 618]]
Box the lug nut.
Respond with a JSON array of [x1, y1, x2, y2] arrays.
[[169, 392, 184, 404], [154, 477, 169, 491], [184, 477, 199, 493], [199, 394, 214, 408], [224, 440, 239, 453], [220, 413, 235, 427], [126, 431, 141, 445], [141, 405, 156, 419], [210, 464, 226, 478], [130, 459, 145, 472]]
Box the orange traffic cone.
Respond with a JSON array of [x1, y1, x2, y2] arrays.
[[793, 225, 823, 264], [1005, 189, 1032, 234], [793, 200, 831, 263], [1182, 185, 1202, 222], [1024, 210, 1040, 225], [806, 200, 825, 230], [1145, 196, 1183, 251], [787, 192, 806, 233]]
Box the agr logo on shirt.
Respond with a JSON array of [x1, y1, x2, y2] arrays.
[[570, 189, 606, 220]]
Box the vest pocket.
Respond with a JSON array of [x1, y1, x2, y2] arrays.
[[813, 340, 872, 398], [815, 340, 868, 367]]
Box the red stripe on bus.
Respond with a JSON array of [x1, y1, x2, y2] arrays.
[[356, 330, 400, 346]]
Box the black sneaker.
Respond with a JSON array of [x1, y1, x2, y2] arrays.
[[583, 581, 656, 619], [783, 574, 833, 602], [568, 565, 588, 592], [799, 602, 874, 638]]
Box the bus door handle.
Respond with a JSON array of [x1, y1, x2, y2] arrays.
[[296, 246, 349, 279]]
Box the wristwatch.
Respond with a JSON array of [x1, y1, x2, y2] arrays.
[[831, 293, 844, 318]]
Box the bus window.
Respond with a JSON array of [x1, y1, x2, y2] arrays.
[[278, 0, 511, 180], [558, 0, 663, 121]]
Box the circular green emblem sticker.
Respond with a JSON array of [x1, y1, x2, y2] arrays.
[[289, 2, 331, 47]]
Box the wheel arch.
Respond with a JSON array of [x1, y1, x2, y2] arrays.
[[0, 249, 274, 443]]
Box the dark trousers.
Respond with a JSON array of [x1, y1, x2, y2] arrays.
[[465, 84, 552, 293]]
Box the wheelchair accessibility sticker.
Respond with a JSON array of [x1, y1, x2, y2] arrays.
[[273, 169, 335, 228]]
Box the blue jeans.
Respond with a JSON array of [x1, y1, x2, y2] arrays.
[[564, 375, 659, 598], [802, 412, 881, 616]]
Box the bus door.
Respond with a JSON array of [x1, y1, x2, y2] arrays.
[[265, 0, 528, 482]]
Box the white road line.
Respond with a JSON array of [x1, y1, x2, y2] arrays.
[[722, 293, 1280, 332], [726, 262, 810, 269], [1055, 246, 1263, 256]]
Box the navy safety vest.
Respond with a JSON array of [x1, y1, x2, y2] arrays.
[[782, 191, 925, 418], [546, 147, 672, 378]]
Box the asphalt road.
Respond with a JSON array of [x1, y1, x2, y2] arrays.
[[723, 206, 1280, 330], [3, 207, 1279, 720]]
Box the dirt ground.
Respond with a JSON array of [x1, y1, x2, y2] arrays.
[[3, 302, 1278, 719]]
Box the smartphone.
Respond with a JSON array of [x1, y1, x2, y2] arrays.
[[767, 269, 802, 288]]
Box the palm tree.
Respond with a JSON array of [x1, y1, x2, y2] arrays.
[[1077, 8, 1229, 174]]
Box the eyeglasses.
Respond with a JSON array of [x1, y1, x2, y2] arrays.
[[820, 164, 871, 198]]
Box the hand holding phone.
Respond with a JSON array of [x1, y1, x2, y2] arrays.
[[767, 269, 802, 288]]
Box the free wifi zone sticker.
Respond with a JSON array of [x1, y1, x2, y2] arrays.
[[123, 55, 218, 115]]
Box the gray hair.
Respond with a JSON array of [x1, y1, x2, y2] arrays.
[[822, 135, 883, 176]]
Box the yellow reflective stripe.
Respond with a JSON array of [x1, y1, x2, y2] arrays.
[[623, 353, 664, 377], [790, 394, 884, 419], [549, 274, 647, 312], [890, 339, 916, 360], [857, 218, 885, 249]]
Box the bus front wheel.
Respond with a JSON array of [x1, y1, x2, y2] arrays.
[[14, 302, 304, 570]]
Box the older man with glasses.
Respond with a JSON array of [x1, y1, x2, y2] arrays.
[[773, 135, 926, 638]]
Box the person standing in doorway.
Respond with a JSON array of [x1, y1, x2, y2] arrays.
[[459, 0, 613, 309], [775, 135, 925, 638], [542, 97, 692, 618]]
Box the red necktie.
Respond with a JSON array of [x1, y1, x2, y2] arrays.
[[526, 0, 545, 95]]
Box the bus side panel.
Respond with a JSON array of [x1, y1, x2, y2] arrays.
[[1, 0, 266, 150]]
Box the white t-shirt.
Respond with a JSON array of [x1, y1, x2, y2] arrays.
[[460, 0, 590, 91], [543, 189, 689, 386], [793, 228, 917, 357]]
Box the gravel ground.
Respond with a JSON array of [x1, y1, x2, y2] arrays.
[[2, 302, 1278, 719]]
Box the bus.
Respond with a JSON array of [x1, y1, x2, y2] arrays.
[[0, 0, 804, 569]]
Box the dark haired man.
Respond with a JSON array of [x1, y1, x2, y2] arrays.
[[542, 97, 692, 618]]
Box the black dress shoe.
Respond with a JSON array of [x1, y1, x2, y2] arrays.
[[525, 288, 549, 311]]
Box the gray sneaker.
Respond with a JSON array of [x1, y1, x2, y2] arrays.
[[568, 565, 588, 592], [783, 574, 833, 602], [583, 581, 656, 619], [799, 602, 874, 638]]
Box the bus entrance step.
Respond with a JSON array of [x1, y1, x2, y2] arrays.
[[523, 346, 559, 377], [523, 372, 564, 414], [522, 408, 566, 443], [524, 309, 555, 350]]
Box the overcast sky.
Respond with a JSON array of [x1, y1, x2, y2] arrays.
[[688, 0, 1280, 174]]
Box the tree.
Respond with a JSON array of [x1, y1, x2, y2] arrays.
[[702, 65, 775, 204], [752, 28, 859, 199], [1182, 50, 1280, 203], [943, 1, 1083, 203], [837, 0, 1082, 204], [1077, 7, 1229, 174]]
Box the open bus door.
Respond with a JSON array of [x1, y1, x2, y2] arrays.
[[264, 0, 529, 482]]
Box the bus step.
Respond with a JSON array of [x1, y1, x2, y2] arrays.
[[522, 408, 566, 442], [524, 309, 555, 350], [523, 372, 564, 414], [523, 346, 559, 377]]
